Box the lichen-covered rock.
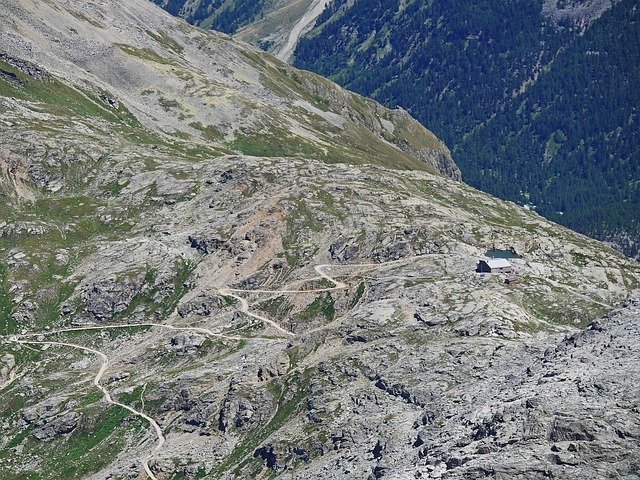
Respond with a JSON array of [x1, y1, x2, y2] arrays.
[[169, 333, 205, 355], [177, 294, 225, 317], [32, 411, 81, 442], [81, 276, 142, 321]]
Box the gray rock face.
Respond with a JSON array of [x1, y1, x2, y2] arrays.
[[81, 277, 142, 321], [32, 412, 81, 442], [542, 0, 617, 26], [188, 233, 234, 255], [169, 333, 205, 355], [219, 397, 255, 432], [373, 377, 433, 408], [549, 417, 597, 442], [0, 52, 52, 81], [271, 293, 640, 480], [161, 388, 197, 412], [329, 239, 360, 263], [177, 294, 225, 317], [405, 142, 462, 182], [0, 354, 15, 384], [257, 354, 290, 382], [373, 240, 413, 262], [11, 301, 36, 325], [254, 442, 312, 471], [0, 68, 22, 86], [217, 386, 274, 434]]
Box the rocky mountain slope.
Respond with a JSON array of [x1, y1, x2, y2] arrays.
[[0, 0, 460, 178], [0, 0, 639, 479]]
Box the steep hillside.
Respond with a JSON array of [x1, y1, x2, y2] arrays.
[[459, 1, 640, 257], [293, 0, 640, 258], [0, 1, 639, 479], [0, 0, 458, 179]]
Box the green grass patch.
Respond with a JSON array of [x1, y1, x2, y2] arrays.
[[159, 97, 182, 112], [0, 471, 39, 480], [350, 281, 365, 308], [38, 279, 76, 329], [116, 44, 177, 66], [146, 30, 184, 54], [222, 295, 238, 306], [0, 58, 140, 125], [229, 126, 323, 158], [65, 8, 105, 28], [298, 294, 335, 322], [281, 197, 324, 266], [107, 260, 193, 323], [0, 263, 16, 334], [0, 389, 28, 421], [43, 405, 141, 479], [190, 122, 224, 142], [257, 295, 292, 319], [5, 426, 33, 449]]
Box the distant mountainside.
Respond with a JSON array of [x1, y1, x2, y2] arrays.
[[151, 0, 327, 59], [293, 0, 640, 258], [149, 0, 640, 259], [3, 0, 640, 478], [150, 0, 264, 34]]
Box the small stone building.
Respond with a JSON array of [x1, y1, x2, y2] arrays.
[[477, 258, 512, 273]]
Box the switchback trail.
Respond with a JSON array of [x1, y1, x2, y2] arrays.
[[4, 254, 433, 478], [223, 257, 424, 296], [6, 322, 252, 478], [220, 255, 435, 335], [219, 289, 296, 337], [4, 316, 291, 477]]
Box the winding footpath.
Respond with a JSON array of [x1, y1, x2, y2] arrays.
[[19, 322, 244, 342], [14, 339, 165, 480], [5, 255, 423, 478], [223, 257, 422, 298], [219, 289, 296, 337], [218, 256, 431, 336], [7, 323, 246, 479]]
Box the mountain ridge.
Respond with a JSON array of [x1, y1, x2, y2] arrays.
[[0, 0, 459, 179], [148, 0, 639, 259]]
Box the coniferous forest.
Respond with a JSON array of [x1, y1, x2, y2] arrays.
[[151, 0, 265, 34], [294, 0, 640, 257]]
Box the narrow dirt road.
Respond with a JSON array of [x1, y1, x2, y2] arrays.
[[226, 256, 430, 296], [4, 254, 432, 478], [20, 322, 244, 342], [219, 289, 296, 337], [220, 255, 432, 336], [15, 339, 165, 480]]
